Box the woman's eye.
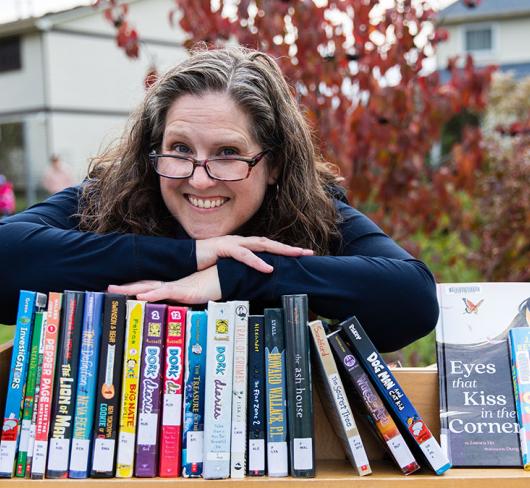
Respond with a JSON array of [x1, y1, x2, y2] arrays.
[[171, 144, 191, 154], [219, 147, 239, 157]]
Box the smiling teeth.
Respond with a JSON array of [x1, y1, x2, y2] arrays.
[[188, 196, 227, 209]]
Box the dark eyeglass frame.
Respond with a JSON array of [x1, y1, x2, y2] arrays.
[[148, 150, 270, 182]]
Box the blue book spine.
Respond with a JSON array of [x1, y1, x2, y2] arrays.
[[340, 315, 452, 475], [181, 311, 208, 478], [68, 292, 104, 478], [509, 327, 530, 469], [264, 308, 288, 477], [0, 290, 41, 477]]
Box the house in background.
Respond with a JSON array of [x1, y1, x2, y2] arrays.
[[0, 0, 187, 204], [436, 0, 530, 78]]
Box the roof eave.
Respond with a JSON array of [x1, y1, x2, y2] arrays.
[[439, 10, 530, 25]]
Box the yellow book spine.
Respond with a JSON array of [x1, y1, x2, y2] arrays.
[[116, 300, 145, 478]]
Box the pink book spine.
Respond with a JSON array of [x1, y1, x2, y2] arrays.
[[30, 292, 62, 479], [159, 306, 187, 477]]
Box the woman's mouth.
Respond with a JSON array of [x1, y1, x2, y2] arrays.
[[185, 194, 229, 209]]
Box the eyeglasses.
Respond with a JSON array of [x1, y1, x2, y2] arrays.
[[149, 150, 269, 182]]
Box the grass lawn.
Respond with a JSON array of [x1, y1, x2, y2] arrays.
[[0, 324, 15, 345]]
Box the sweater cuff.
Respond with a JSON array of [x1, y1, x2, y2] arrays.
[[218, 253, 277, 301]]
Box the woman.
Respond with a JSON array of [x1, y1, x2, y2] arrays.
[[0, 47, 438, 352]]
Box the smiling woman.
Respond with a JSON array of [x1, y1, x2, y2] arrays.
[[0, 46, 438, 352]]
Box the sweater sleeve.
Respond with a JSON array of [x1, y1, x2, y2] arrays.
[[217, 202, 439, 352], [0, 187, 197, 325]]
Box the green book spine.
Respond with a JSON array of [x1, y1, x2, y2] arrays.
[[15, 311, 45, 477]]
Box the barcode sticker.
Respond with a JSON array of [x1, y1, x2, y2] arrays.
[[47, 438, 69, 471], [92, 438, 115, 472], [187, 431, 203, 463], [162, 394, 182, 426], [293, 438, 313, 470], [248, 439, 265, 471], [69, 438, 90, 472], [446, 285, 481, 295], [517, 350, 530, 384]]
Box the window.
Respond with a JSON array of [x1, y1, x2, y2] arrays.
[[0, 36, 22, 73], [465, 26, 493, 52]]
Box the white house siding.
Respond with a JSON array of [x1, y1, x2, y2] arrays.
[[436, 16, 530, 69]]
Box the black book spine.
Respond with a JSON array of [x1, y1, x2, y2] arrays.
[[46, 291, 85, 479], [90, 293, 126, 477], [247, 315, 266, 476], [339, 315, 451, 475], [282, 294, 315, 477]]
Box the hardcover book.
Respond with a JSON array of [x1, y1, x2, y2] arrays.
[[159, 305, 187, 477], [69, 291, 104, 478], [46, 290, 85, 479], [436, 282, 530, 467], [247, 314, 266, 476], [135, 303, 167, 477], [264, 308, 288, 477], [0, 291, 46, 478], [342, 315, 451, 474], [91, 293, 127, 477], [31, 292, 63, 479], [309, 320, 371, 476], [230, 301, 249, 479], [327, 329, 418, 475], [283, 294, 315, 477], [509, 325, 530, 469], [15, 310, 46, 477], [181, 310, 208, 478], [116, 300, 145, 478], [203, 301, 236, 480]]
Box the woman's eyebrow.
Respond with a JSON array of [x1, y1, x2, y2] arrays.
[[163, 129, 249, 148]]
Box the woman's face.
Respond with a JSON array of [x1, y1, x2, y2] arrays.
[[159, 92, 277, 239]]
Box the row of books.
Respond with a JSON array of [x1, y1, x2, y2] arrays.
[[436, 282, 530, 468], [0, 288, 451, 480]]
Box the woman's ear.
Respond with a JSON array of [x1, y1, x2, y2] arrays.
[[267, 165, 280, 185]]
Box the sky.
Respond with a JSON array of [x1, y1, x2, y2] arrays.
[[0, 0, 457, 24]]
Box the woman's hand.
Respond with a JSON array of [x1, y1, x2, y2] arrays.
[[107, 265, 222, 304], [196, 235, 313, 273]]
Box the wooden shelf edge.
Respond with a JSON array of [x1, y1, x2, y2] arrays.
[[4, 461, 530, 487]]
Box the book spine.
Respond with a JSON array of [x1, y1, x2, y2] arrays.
[[309, 320, 371, 476], [46, 291, 85, 478], [0, 290, 38, 477], [25, 312, 47, 477], [340, 315, 451, 475], [69, 292, 104, 478], [90, 293, 126, 477], [31, 292, 62, 479], [230, 301, 249, 478], [282, 294, 315, 477], [264, 308, 288, 477], [15, 309, 46, 477], [203, 301, 235, 479], [509, 328, 530, 470], [327, 330, 418, 474], [135, 303, 167, 477], [116, 300, 145, 478], [181, 310, 208, 478], [159, 306, 187, 477], [247, 315, 266, 476]]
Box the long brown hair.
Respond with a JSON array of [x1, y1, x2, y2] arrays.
[[79, 46, 341, 254]]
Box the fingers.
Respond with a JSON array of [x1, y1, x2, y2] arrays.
[[241, 236, 314, 256], [107, 280, 162, 296], [234, 247, 274, 273]]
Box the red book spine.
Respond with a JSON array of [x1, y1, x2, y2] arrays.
[[159, 306, 187, 477]]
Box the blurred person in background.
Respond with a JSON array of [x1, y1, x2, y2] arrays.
[[41, 154, 74, 195], [0, 174, 15, 217]]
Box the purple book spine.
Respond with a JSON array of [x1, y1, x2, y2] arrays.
[[134, 303, 167, 477]]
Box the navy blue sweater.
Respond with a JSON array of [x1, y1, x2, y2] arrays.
[[0, 186, 438, 352]]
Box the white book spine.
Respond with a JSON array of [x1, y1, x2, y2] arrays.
[[203, 301, 235, 479], [230, 302, 249, 478]]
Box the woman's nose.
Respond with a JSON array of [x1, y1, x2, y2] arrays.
[[188, 164, 217, 189]]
